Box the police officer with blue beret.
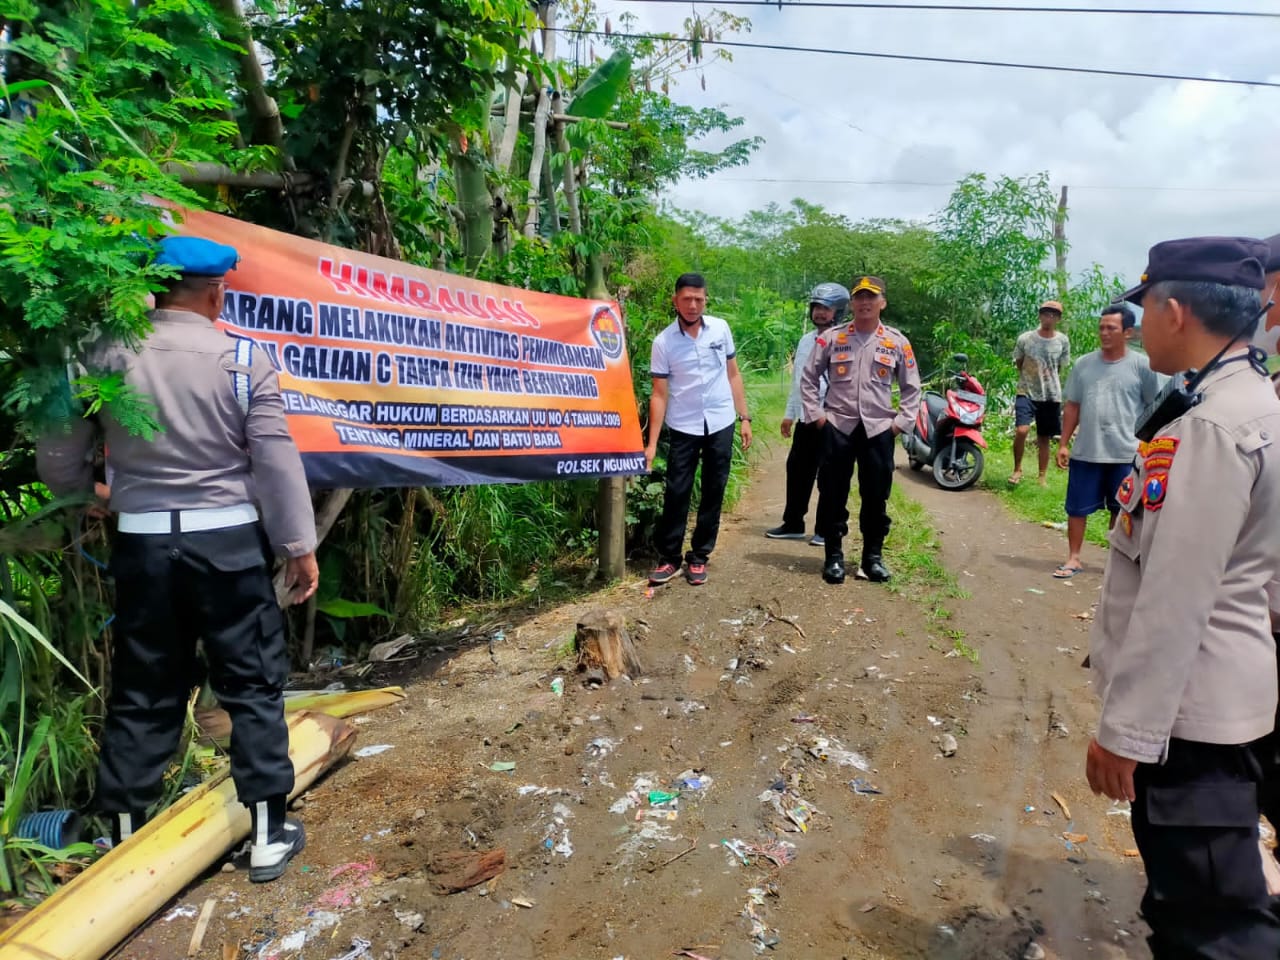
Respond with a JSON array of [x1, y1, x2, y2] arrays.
[[1086, 236, 1280, 953], [37, 236, 319, 882]]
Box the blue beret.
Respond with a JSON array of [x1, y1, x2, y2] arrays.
[[1122, 236, 1267, 304], [154, 236, 239, 277]]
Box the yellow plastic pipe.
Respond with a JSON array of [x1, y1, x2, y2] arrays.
[[0, 711, 357, 960]]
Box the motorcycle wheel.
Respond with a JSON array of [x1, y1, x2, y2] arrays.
[[934, 439, 984, 491]]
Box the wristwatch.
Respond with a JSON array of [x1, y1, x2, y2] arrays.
[[738, 415, 752, 423]]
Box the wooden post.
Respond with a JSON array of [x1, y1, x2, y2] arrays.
[[596, 476, 626, 580]]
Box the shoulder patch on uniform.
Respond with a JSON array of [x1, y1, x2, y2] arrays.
[[816, 337, 827, 348], [1138, 436, 1179, 459], [1142, 471, 1168, 511], [1116, 472, 1135, 506]]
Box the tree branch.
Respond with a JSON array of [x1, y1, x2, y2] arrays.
[[212, 0, 292, 169]]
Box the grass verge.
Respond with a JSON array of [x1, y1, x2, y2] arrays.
[[977, 431, 1111, 549], [883, 487, 978, 663]]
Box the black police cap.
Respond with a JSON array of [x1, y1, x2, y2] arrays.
[[1121, 236, 1268, 305]]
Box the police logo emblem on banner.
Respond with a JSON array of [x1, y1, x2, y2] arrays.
[[1143, 472, 1168, 511], [589, 305, 625, 361]]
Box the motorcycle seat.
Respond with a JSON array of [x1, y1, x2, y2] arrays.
[[924, 392, 948, 421]]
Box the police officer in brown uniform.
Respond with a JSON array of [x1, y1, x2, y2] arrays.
[[1086, 236, 1280, 954], [800, 275, 921, 585], [37, 237, 319, 882]]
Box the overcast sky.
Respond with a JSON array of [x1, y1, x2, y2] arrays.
[[584, 0, 1279, 285]]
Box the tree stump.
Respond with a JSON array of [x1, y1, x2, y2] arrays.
[[575, 608, 642, 680]]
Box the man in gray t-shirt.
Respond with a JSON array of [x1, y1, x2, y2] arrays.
[[1052, 304, 1164, 578]]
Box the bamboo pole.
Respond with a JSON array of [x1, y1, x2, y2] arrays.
[[1053, 185, 1069, 303], [523, 0, 557, 238], [552, 93, 582, 235], [0, 712, 357, 960]]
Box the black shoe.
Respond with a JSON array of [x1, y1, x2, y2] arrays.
[[250, 816, 306, 883], [765, 524, 806, 540], [249, 797, 306, 883], [860, 556, 891, 583], [822, 556, 846, 584]]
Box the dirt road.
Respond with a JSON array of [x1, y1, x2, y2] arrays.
[[120, 444, 1149, 960]]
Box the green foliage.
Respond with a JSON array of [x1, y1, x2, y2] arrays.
[[1, 2, 239, 442]]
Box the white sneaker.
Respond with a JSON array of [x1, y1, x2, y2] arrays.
[[250, 816, 306, 883]]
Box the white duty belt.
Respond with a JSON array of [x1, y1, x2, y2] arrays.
[[116, 504, 259, 535]]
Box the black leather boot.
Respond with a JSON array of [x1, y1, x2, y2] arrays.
[[860, 554, 891, 583], [823, 552, 846, 584]]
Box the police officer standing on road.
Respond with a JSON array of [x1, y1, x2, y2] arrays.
[[801, 275, 921, 585], [1085, 236, 1280, 954], [766, 282, 850, 546], [37, 236, 319, 883]]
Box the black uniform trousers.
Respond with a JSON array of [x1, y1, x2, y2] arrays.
[[1258, 637, 1280, 874], [814, 422, 894, 561], [654, 423, 736, 566], [97, 521, 295, 814], [781, 421, 823, 531], [1130, 738, 1280, 958]]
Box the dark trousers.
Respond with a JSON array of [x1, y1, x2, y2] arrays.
[[97, 523, 295, 814], [1130, 738, 1280, 958], [1259, 638, 1280, 859], [814, 422, 894, 560], [654, 423, 735, 566], [781, 421, 823, 530]]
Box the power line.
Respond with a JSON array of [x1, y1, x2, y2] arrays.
[[620, 1, 1279, 16], [554, 28, 1280, 88], [713, 177, 1280, 193]]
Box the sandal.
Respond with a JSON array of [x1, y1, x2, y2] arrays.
[[1053, 564, 1082, 579], [1008, 472, 1023, 487]]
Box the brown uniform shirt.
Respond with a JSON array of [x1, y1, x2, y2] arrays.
[[800, 321, 922, 436], [1091, 359, 1280, 762], [36, 309, 316, 557]]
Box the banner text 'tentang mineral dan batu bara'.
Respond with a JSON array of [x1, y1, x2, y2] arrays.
[[169, 207, 646, 488]]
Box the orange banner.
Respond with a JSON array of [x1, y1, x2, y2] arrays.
[[168, 208, 645, 487]]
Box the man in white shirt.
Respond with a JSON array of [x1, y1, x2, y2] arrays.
[[644, 273, 752, 586], [766, 282, 849, 547]]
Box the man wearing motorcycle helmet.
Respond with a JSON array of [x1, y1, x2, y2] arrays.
[[766, 282, 849, 545]]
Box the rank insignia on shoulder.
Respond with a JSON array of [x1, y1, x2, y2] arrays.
[[1142, 472, 1168, 511], [1138, 436, 1179, 459], [1116, 473, 1135, 506], [1119, 511, 1133, 537]]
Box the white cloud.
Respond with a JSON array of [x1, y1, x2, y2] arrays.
[[598, 0, 1280, 282]]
